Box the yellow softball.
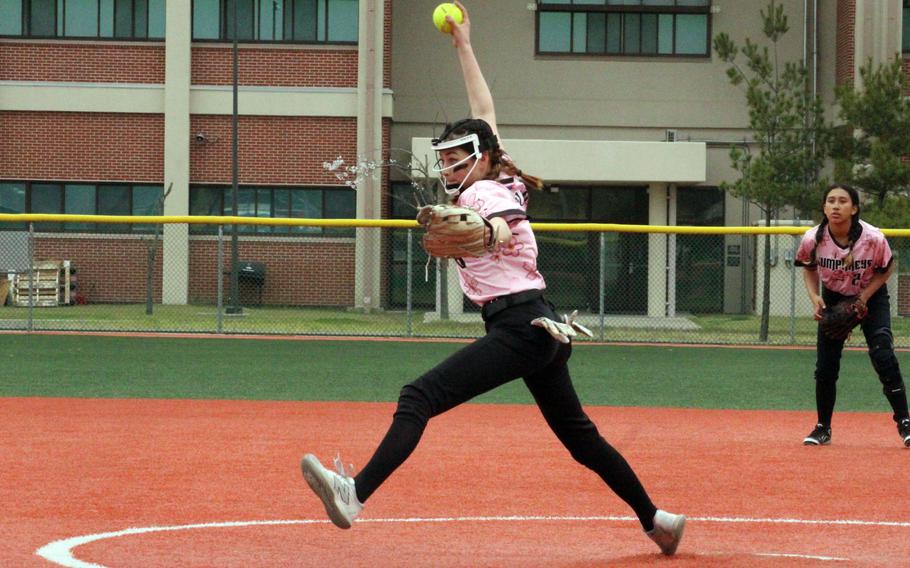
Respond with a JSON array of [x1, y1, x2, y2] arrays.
[[433, 3, 463, 34]]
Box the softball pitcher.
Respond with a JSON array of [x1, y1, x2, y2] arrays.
[[300, 2, 686, 555]]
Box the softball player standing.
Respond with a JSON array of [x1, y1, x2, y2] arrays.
[[300, 1, 686, 556], [795, 184, 910, 446]]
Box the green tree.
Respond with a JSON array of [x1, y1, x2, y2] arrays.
[[831, 56, 910, 212], [714, 0, 829, 341]]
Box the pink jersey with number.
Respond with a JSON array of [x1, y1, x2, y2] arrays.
[[455, 178, 545, 305], [795, 220, 893, 296]]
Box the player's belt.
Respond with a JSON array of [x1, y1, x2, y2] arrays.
[[481, 289, 543, 321]]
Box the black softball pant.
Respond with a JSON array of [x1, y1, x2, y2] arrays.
[[353, 296, 658, 529], [814, 285, 909, 425]]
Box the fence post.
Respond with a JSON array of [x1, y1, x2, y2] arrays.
[[406, 229, 413, 337], [598, 231, 605, 341], [789, 233, 798, 344], [27, 222, 34, 331], [216, 224, 224, 333]]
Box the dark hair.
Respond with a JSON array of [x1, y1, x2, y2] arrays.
[[434, 118, 499, 152], [811, 183, 862, 269], [434, 118, 543, 190]]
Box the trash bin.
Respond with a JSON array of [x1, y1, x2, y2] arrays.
[[227, 261, 266, 306]]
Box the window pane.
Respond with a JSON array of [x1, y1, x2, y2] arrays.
[[236, 188, 256, 215], [316, 0, 325, 40], [290, 0, 317, 41], [148, 0, 165, 38], [32, 183, 63, 213], [32, 183, 63, 231], [193, 0, 220, 39], [99, 0, 113, 36], [643, 0, 673, 5], [904, 4, 910, 52], [30, 0, 56, 36], [324, 188, 355, 237], [65, 184, 96, 231], [539, 12, 571, 53], [132, 185, 161, 233], [623, 13, 640, 54], [658, 13, 673, 54], [529, 187, 589, 221], [114, 0, 132, 37], [590, 187, 647, 223], [273, 189, 290, 233], [189, 186, 222, 234], [133, 0, 148, 38], [641, 13, 657, 54], [98, 185, 130, 214], [0, 183, 26, 214], [236, 187, 256, 232], [675, 13, 707, 54], [572, 12, 586, 53], [255, 188, 272, 233], [676, 0, 709, 5], [291, 190, 321, 234], [132, 185, 161, 215], [190, 187, 223, 215], [606, 13, 621, 53], [0, 0, 23, 35], [586, 11, 605, 53], [226, 0, 255, 40], [64, 0, 98, 36], [327, 0, 357, 42], [99, 185, 130, 232], [260, 0, 284, 40], [325, 188, 354, 218], [677, 187, 723, 225]]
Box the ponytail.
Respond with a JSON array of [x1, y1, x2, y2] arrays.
[[487, 147, 543, 190], [809, 216, 828, 265]]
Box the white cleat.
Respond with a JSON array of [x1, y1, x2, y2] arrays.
[[647, 509, 686, 556], [301, 453, 363, 529]]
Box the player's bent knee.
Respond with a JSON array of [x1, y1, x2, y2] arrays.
[[869, 332, 902, 381], [814, 371, 838, 385], [394, 383, 433, 427]]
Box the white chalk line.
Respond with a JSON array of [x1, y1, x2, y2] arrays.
[[37, 513, 910, 567]]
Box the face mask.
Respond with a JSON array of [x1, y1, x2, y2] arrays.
[[431, 133, 482, 195]]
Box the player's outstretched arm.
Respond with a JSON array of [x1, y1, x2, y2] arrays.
[[448, 2, 498, 136]]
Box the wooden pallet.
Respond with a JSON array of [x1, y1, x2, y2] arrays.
[[10, 260, 71, 307]]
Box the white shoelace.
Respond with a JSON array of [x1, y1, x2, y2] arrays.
[[333, 454, 355, 479]]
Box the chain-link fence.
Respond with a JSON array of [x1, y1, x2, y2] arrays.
[[2, 214, 909, 346]]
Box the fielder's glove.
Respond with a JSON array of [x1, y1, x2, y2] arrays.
[[819, 296, 867, 341], [531, 310, 594, 344], [417, 204, 495, 259]]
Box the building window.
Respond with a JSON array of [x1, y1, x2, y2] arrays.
[[0, 181, 163, 233], [192, 0, 358, 43], [189, 185, 356, 236], [676, 186, 724, 313], [0, 0, 166, 39], [537, 0, 711, 57], [530, 185, 649, 314], [903, 0, 910, 53]]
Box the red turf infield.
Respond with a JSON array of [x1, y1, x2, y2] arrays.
[[3, 397, 908, 567]]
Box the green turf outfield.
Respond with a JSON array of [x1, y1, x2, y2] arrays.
[[1, 333, 902, 413]]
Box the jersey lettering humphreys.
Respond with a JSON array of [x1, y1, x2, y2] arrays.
[[795, 219, 893, 296], [455, 178, 545, 305]]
